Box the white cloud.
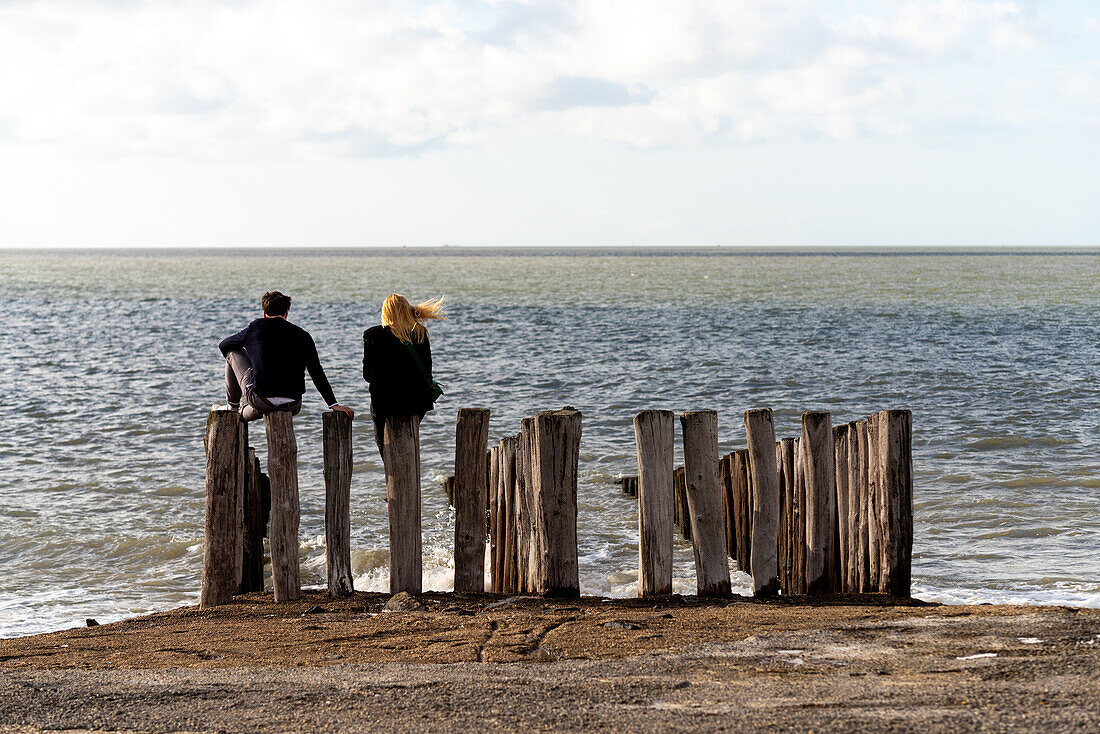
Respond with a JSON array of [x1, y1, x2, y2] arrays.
[[0, 0, 1088, 159]]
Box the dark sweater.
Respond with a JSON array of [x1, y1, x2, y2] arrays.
[[219, 317, 337, 406], [363, 325, 434, 417]]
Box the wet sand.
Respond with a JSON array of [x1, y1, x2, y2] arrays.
[[1, 591, 1098, 732]]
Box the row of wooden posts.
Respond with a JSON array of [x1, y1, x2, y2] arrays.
[[201, 405, 911, 608]]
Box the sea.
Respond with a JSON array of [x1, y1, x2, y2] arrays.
[[1, 248, 1098, 639]]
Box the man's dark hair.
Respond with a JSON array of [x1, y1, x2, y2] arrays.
[[262, 291, 292, 316]]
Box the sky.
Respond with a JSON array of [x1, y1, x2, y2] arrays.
[[0, 0, 1097, 248]]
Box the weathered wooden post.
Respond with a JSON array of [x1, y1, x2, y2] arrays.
[[442, 475, 455, 506], [533, 408, 582, 598], [240, 448, 264, 593], [745, 409, 780, 597], [833, 423, 850, 592], [777, 438, 796, 594], [792, 437, 806, 594], [731, 450, 752, 572], [233, 421, 246, 591], [384, 415, 422, 595], [673, 466, 691, 541], [521, 417, 541, 594], [453, 408, 490, 593], [515, 431, 533, 593], [323, 410, 354, 597], [488, 445, 502, 594], [621, 476, 639, 497], [719, 454, 735, 560], [845, 423, 862, 593], [802, 411, 836, 595], [499, 436, 518, 594], [875, 410, 913, 597], [634, 410, 674, 597], [202, 408, 241, 608], [680, 411, 732, 598], [864, 418, 881, 591], [265, 411, 301, 602]]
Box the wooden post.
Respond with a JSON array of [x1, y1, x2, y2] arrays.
[[233, 421, 246, 592], [673, 466, 691, 541], [265, 411, 301, 602], [801, 411, 836, 595], [384, 415, 422, 595], [533, 408, 582, 598], [875, 410, 913, 597], [323, 410, 354, 598], [634, 410, 674, 597], [488, 445, 502, 594], [679, 411, 732, 598], [745, 409, 780, 597], [240, 447, 264, 593], [845, 423, 861, 593], [514, 432, 531, 593], [499, 436, 518, 594], [521, 417, 541, 594], [730, 450, 751, 573], [864, 418, 881, 591], [854, 419, 871, 592], [777, 438, 795, 594], [202, 409, 241, 608], [453, 408, 490, 593], [833, 423, 850, 592], [621, 476, 638, 497], [719, 454, 735, 560], [443, 475, 455, 506]]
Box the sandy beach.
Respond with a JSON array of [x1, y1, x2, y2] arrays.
[[1, 592, 1097, 732]]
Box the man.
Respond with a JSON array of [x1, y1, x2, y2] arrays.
[[220, 291, 354, 422]]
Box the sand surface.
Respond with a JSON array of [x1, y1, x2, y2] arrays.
[[1, 591, 1098, 732]]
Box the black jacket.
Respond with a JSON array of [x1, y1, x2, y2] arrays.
[[219, 317, 337, 406], [363, 325, 434, 417]]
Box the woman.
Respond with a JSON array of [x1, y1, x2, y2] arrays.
[[363, 294, 446, 455]]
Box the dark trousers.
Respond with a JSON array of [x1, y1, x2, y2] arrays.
[[225, 350, 301, 422]]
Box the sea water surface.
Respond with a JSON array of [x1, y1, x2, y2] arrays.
[[1, 249, 1098, 638]]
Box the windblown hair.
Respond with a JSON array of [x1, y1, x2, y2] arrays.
[[261, 291, 291, 316], [381, 294, 445, 343]]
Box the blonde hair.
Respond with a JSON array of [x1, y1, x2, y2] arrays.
[[381, 294, 446, 343]]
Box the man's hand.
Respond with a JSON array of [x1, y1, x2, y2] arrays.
[[331, 404, 355, 419]]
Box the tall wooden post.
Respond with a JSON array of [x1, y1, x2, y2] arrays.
[[720, 454, 735, 560], [533, 409, 582, 598], [745, 409, 780, 597], [384, 415, 422, 595], [855, 419, 872, 592], [833, 423, 850, 592], [488, 445, 502, 594], [240, 448, 264, 593], [792, 437, 806, 594], [802, 411, 836, 595], [323, 410, 354, 597], [845, 423, 861, 593], [680, 411, 732, 598], [202, 409, 241, 608], [514, 431, 531, 594], [731, 450, 752, 573], [777, 438, 796, 594], [453, 408, 490, 593], [875, 410, 913, 597], [634, 410, 674, 597], [521, 417, 541, 593], [865, 418, 882, 591], [265, 411, 301, 602], [499, 436, 518, 593]]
